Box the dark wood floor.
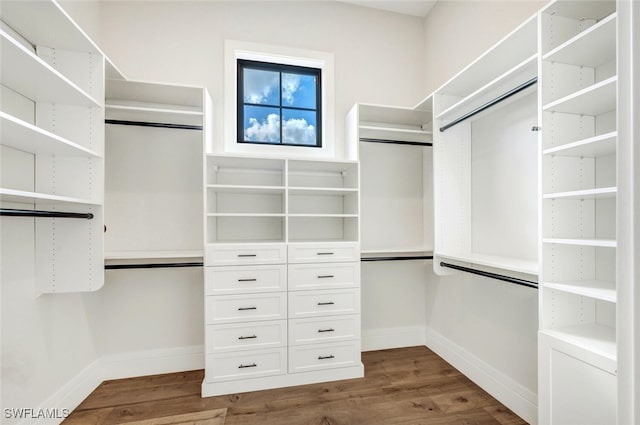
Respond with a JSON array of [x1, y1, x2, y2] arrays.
[[64, 346, 528, 425]]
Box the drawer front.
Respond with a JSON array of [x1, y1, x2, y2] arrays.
[[288, 262, 360, 291], [206, 265, 287, 295], [206, 244, 286, 266], [207, 320, 286, 353], [289, 341, 360, 373], [289, 289, 360, 319], [289, 315, 360, 346], [206, 293, 286, 324], [288, 243, 360, 263], [205, 347, 286, 382]]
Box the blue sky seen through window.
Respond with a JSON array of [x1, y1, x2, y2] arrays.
[[241, 63, 319, 146]]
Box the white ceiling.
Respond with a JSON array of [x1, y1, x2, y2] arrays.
[[340, 1, 438, 18]]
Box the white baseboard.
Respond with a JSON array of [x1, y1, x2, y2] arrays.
[[424, 327, 538, 425], [362, 325, 425, 352], [101, 345, 205, 381]]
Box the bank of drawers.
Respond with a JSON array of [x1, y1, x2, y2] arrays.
[[205, 242, 360, 384]]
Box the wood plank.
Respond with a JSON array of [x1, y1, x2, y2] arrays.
[[122, 409, 226, 425]]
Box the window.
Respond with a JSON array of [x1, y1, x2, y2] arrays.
[[237, 59, 322, 147]]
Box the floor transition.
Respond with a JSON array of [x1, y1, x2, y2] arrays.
[[63, 346, 527, 425]]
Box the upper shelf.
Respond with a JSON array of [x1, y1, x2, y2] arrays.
[[106, 79, 204, 110], [543, 76, 617, 116], [0, 0, 102, 54], [0, 112, 101, 158], [542, 1, 616, 22], [543, 132, 617, 158], [106, 101, 204, 127], [0, 188, 101, 206], [438, 252, 538, 275], [0, 29, 102, 107], [543, 13, 616, 68]]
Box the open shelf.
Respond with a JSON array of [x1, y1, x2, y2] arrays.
[[438, 252, 538, 275], [542, 1, 616, 24], [0, 111, 101, 158], [207, 156, 285, 187], [543, 76, 617, 116], [106, 101, 204, 127], [288, 160, 358, 189], [543, 280, 616, 303], [207, 213, 285, 218], [289, 214, 358, 218], [207, 185, 285, 194], [543, 132, 617, 157], [0, 188, 100, 206], [288, 187, 358, 195], [541, 324, 616, 362], [0, 29, 101, 108], [543, 238, 617, 248], [437, 54, 537, 121], [543, 187, 617, 200], [543, 13, 616, 68], [104, 250, 204, 260]]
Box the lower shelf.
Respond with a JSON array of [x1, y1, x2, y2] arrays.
[[541, 324, 616, 364]]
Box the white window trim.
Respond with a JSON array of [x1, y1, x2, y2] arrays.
[[224, 39, 335, 159]]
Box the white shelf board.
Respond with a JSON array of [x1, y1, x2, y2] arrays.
[[543, 187, 617, 200], [543, 280, 616, 303], [0, 29, 101, 107], [437, 54, 537, 121], [543, 13, 616, 67], [543, 76, 617, 116], [106, 79, 204, 110], [106, 101, 203, 116], [207, 184, 285, 194], [288, 187, 358, 196], [543, 238, 617, 248], [288, 214, 358, 218], [359, 124, 429, 135], [207, 213, 285, 218], [541, 324, 616, 363], [543, 132, 617, 157], [0, 112, 101, 158], [209, 238, 285, 244], [0, 188, 100, 206], [437, 252, 539, 275], [104, 250, 203, 260], [361, 248, 432, 256], [358, 103, 430, 127], [542, 2, 616, 23], [0, 0, 101, 54]]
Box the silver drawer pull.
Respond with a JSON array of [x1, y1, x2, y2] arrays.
[[317, 252, 334, 256], [238, 306, 257, 311], [238, 278, 257, 282], [317, 301, 335, 306], [238, 363, 257, 369], [238, 335, 257, 340], [318, 328, 335, 333], [317, 275, 334, 279], [318, 355, 335, 360], [238, 254, 257, 257]]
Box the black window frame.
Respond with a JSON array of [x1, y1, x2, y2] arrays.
[[237, 59, 322, 148]]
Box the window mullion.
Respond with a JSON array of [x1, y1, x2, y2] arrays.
[[279, 72, 283, 144]]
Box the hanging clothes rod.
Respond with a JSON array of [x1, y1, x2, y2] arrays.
[[105, 119, 203, 131], [359, 138, 433, 147], [361, 255, 433, 262], [439, 77, 538, 133], [0, 208, 94, 219], [440, 261, 538, 289], [105, 262, 203, 270]]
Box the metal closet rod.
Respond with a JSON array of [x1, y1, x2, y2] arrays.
[[439, 76, 538, 133], [0, 208, 94, 219], [105, 262, 203, 270], [440, 261, 538, 289], [105, 119, 203, 131], [361, 255, 433, 262], [359, 138, 433, 147]]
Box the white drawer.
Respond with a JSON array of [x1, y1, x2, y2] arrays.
[[205, 347, 286, 383], [289, 315, 360, 346], [206, 293, 286, 324], [288, 262, 360, 291], [206, 320, 286, 353], [206, 265, 286, 295], [206, 243, 286, 266], [288, 242, 360, 263], [289, 289, 360, 319], [289, 341, 361, 373]]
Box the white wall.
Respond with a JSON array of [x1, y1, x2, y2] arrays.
[[97, 0, 427, 360]]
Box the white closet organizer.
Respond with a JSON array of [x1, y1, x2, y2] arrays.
[[432, 15, 539, 282], [104, 79, 210, 267], [538, 1, 618, 424], [0, 0, 105, 293], [202, 155, 363, 396], [346, 102, 433, 261]]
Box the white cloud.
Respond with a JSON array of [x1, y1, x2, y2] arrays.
[[244, 69, 278, 104], [245, 113, 316, 145], [282, 74, 301, 106]]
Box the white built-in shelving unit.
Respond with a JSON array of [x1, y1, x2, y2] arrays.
[[538, 1, 619, 423], [0, 0, 105, 293], [104, 79, 210, 263], [432, 15, 539, 279]]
